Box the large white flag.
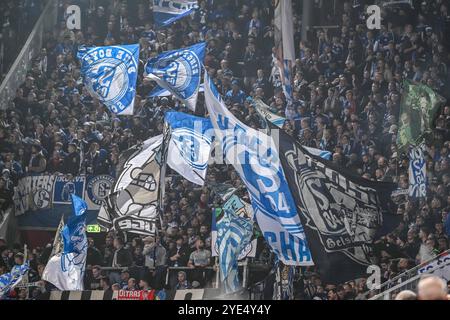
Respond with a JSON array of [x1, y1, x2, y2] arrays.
[[42, 194, 88, 291], [204, 74, 313, 266]]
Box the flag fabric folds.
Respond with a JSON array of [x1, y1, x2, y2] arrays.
[[408, 145, 427, 198], [274, 0, 295, 111], [212, 195, 254, 293], [204, 73, 313, 266], [397, 81, 445, 150], [145, 42, 205, 111], [153, 0, 198, 28], [272, 123, 397, 283], [77, 44, 139, 116], [42, 194, 88, 291], [165, 111, 214, 185], [0, 263, 29, 297], [253, 98, 332, 160], [97, 133, 169, 236]]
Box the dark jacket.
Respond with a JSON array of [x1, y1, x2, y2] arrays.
[[167, 245, 190, 267]]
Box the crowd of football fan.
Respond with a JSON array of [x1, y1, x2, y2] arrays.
[[0, 0, 450, 300], [0, 0, 44, 81]]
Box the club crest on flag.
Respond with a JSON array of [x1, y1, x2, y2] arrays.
[[78, 45, 139, 115]]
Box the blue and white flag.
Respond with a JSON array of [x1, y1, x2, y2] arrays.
[[145, 42, 205, 111], [204, 73, 313, 266], [42, 194, 88, 291], [78, 44, 139, 115], [0, 263, 29, 297], [253, 99, 332, 160], [153, 0, 198, 28], [409, 145, 427, 198], [214, 196, 254, 293], [165, 111, 214, 185]]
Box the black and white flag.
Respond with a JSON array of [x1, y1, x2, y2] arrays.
[[97, 132, 169, 236], [272, 124, 397, 283]]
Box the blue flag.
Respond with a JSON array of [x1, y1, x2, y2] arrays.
[[42, 194, 88, 291], [0, 263, 29, 297], [77, 44, 139, 115], [153, 0, 198, 28], [145, 42, 205, 111], [204, 73, 313, 266], [165, 111, 214, 185]]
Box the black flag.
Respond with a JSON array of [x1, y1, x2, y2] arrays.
[[270, 123, 398, 284]]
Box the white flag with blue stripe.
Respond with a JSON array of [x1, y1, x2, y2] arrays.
[[153, 0, 198, 28], [165, 111, 214, 186], [0, 263, 29, 297], [145, 42, 205, 111], [204, 73, 313, 266], [77, 44, 139, 116], [42, 194, 88, 291]]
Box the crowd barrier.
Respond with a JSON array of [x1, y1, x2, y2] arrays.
[[90, 266, 219, 289]]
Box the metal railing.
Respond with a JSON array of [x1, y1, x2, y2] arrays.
[[363, 250, 450, 300], [0, 0, 58, 110]]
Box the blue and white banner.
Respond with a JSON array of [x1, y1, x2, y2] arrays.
[[153, 0, 198, 28], [408, 145, 427, 198], [165, 111, 214, 185], [253, 98, 287, 128], [204, 73, 313, 266], [212, 196, 254, 293], [211, 196, 257, 260], [0, 263, 29, 297], [42, 194, 88, 291], [145, 42, 205, 111], [78, 44, 139, 116]]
